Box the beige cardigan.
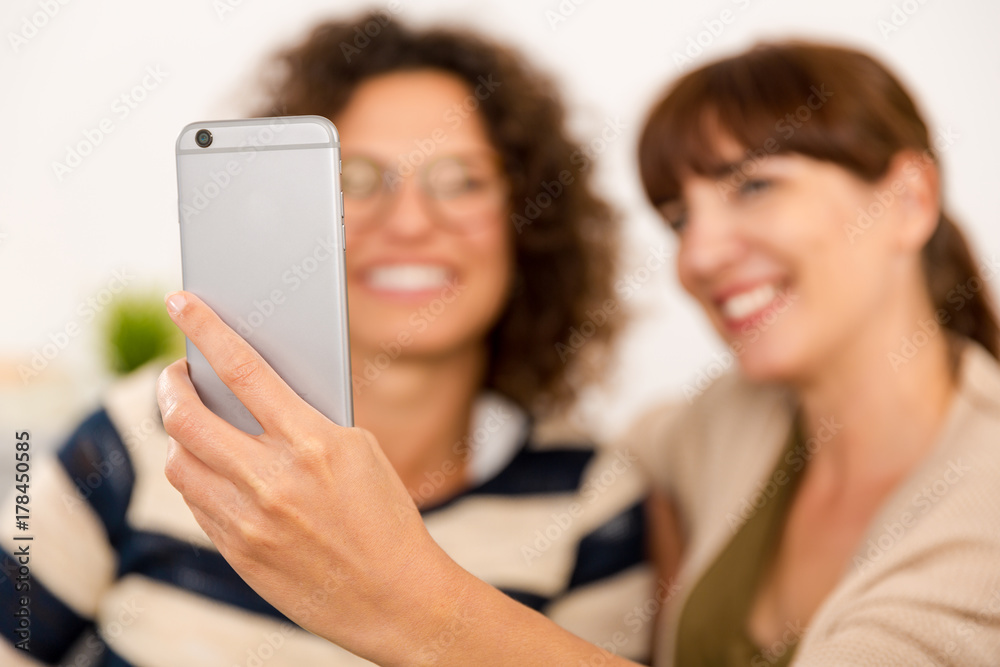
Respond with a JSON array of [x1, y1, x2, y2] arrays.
[[629, 341, 1000, 666]]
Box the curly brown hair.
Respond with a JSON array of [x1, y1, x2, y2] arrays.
[[255, 12, 621, 415]]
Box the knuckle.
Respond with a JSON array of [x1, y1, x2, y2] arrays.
[[254, 485, 283, 515], [296, 433, 327, 460], [160, 396, 197, 439], [241, 522, 271, 551], [156, 360, 187, 412], [219, 350, 263, 390], [163, 441, 184, 487], [294, 433, 338, 475], [154, 366, 171, 400], [241, 505, 280, 551], [180, 311, 209, 345]]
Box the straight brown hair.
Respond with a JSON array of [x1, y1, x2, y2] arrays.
[[639, 41, 999, 361]]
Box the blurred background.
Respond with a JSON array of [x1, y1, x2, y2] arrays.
[[2, 0, 998, 490]]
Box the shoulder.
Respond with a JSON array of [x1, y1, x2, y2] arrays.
[[799, 343, 1000, 663], [956, 339, 1000, 422], [54, 363, 166, 533], [802, 466, 1000, 664], [920, 340, 1000, 517], [613, 370, 793, 494]]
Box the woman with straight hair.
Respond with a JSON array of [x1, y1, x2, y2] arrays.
[[156, 39, 1000, 665]]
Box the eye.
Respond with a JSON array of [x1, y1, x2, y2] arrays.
[[426, 156, 500, 199], [425, 158, 466, 197], [658, 200, 688, 233], [737, 179, 772, 197], [342, 158, 382, 199]]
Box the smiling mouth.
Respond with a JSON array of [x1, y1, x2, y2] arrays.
[[718, 282, 784, 327], [364, 264, 452, 292]]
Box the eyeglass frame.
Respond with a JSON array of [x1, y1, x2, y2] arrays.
[[339, 150, 510, 232]]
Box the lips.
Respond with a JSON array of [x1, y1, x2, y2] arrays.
[[720, 283, 779, 322], [364, 264, 452, 292]]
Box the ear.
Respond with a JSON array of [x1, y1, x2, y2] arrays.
[[877, 149, 941, 253]]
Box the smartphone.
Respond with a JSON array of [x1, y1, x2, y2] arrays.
[[175, 115, 353, 434]]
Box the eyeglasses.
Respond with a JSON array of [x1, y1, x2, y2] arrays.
[[341, 152, 508, 232]]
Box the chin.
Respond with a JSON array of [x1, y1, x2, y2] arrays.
[[354, 317, 483, 359], [732, 339, 803, 385]]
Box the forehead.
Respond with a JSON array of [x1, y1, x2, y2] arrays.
[[335, 69, 494, 154], [705, 131, 750, 164]]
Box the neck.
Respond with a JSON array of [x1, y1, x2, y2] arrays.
[[351, 341, 486, 505], [794, 303, 958, 486]]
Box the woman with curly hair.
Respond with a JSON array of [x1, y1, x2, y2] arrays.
[[0, 14, 654, 667]]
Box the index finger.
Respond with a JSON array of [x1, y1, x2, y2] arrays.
[[165, 290, 308, 438]]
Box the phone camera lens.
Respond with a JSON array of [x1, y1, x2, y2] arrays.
[[195, 129, 213, 148]]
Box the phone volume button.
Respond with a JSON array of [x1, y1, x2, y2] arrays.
[[341, 223, 346, 252], [339, 191, 345, 221]]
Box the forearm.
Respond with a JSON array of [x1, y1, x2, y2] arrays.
[[342, 545, 639, 667], [158, 293, 641, 667], [449, 575, 639, 666]]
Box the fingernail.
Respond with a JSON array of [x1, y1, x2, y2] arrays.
[[165, 292, 187, 317]]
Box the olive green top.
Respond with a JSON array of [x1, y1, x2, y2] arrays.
[[674, 423, 806, 666]]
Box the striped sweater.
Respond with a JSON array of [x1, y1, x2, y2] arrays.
[[1, 365, 654, 665]]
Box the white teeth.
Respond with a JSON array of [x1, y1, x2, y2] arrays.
[[367, 264, 450, 292], [721, 283, 778, 321]]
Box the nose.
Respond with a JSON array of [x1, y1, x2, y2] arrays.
[[678, 182, 745, 282], [379, 173, 437, 240]]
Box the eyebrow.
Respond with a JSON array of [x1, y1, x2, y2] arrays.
[[650, 162, 743, 205], [651, 154, 780, 206], [706, 161, 749, 179]]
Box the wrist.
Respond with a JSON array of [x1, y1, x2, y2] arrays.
[[359, 535, 475, 665]]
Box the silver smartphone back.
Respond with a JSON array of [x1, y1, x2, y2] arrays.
[[175, 115, 353, 433]]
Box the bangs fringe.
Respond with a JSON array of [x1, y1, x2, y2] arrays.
[[639, 41, 928, 206]]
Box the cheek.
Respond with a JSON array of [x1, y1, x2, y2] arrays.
[[748, 192, 848, 281], [776, 195, 891, 334], [343, 230, 370, 273], [464, 220, 514, 290]]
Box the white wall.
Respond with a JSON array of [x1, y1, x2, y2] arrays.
[[3, 0, 998, 445]]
